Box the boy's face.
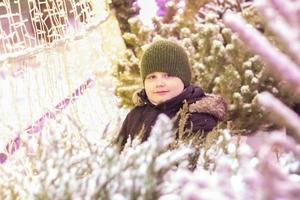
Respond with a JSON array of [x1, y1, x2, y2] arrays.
[[144, 72, 184, 105]]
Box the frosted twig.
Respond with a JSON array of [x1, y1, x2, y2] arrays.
[[268, 131, 300, 159], [255, 0, 300, 65], [257, 92, 300, 142], [223, 12, 300, 94]]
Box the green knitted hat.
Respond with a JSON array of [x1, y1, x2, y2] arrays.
[[140, 40, 192, 86]]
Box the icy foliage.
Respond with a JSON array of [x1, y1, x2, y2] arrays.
[[0, 113, 194, 199], [109, 0, 140, 34], [0, 112, 299, 199], [161, 131, 300, 200], [257, 92, 300, 143], [223, 4, 300, 94], [223, 0, 300, 135]]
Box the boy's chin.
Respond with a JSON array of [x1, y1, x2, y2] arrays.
[[151, 98, 170, 105]]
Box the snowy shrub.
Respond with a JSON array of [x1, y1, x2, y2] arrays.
[[1, 112, 299, 199], [0, 113, 195, 199]]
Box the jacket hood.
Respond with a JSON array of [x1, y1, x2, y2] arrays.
[[189, 94, 227, 121]]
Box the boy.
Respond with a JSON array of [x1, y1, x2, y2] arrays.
[[117, 40, 227, 148]]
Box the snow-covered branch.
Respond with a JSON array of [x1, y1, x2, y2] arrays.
[[223, 12, 300, 94], [257, 92, 300, 142]]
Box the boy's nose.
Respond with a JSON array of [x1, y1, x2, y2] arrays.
[[156, 78, 166, 87]]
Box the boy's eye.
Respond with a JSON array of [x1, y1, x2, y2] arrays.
[[163, 73, 170, 78], [146, 75, 156, 80]]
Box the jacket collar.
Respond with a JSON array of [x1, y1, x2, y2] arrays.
[[137, 85, 205, 111], [133, 85, 227, 121]]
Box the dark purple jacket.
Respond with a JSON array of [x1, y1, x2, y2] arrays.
[[117, 85, 227, 147]]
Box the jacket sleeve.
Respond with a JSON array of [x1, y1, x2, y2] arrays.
[[188, 112, 218, 133]]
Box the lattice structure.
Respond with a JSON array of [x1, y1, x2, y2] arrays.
[[0, 0, 126, 163], [0, 0, 105, 58]]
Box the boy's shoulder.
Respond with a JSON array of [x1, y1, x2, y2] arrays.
[[127, 104, 146, 115], [126, 99, 150, 118], [189, 94, 227, 121]]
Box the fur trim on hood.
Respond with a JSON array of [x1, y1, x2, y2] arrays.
[[132, 89, 144, 106], [189, 94, 227, 121]]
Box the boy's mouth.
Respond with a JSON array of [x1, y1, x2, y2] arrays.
[[154, 91, 169, 95]]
